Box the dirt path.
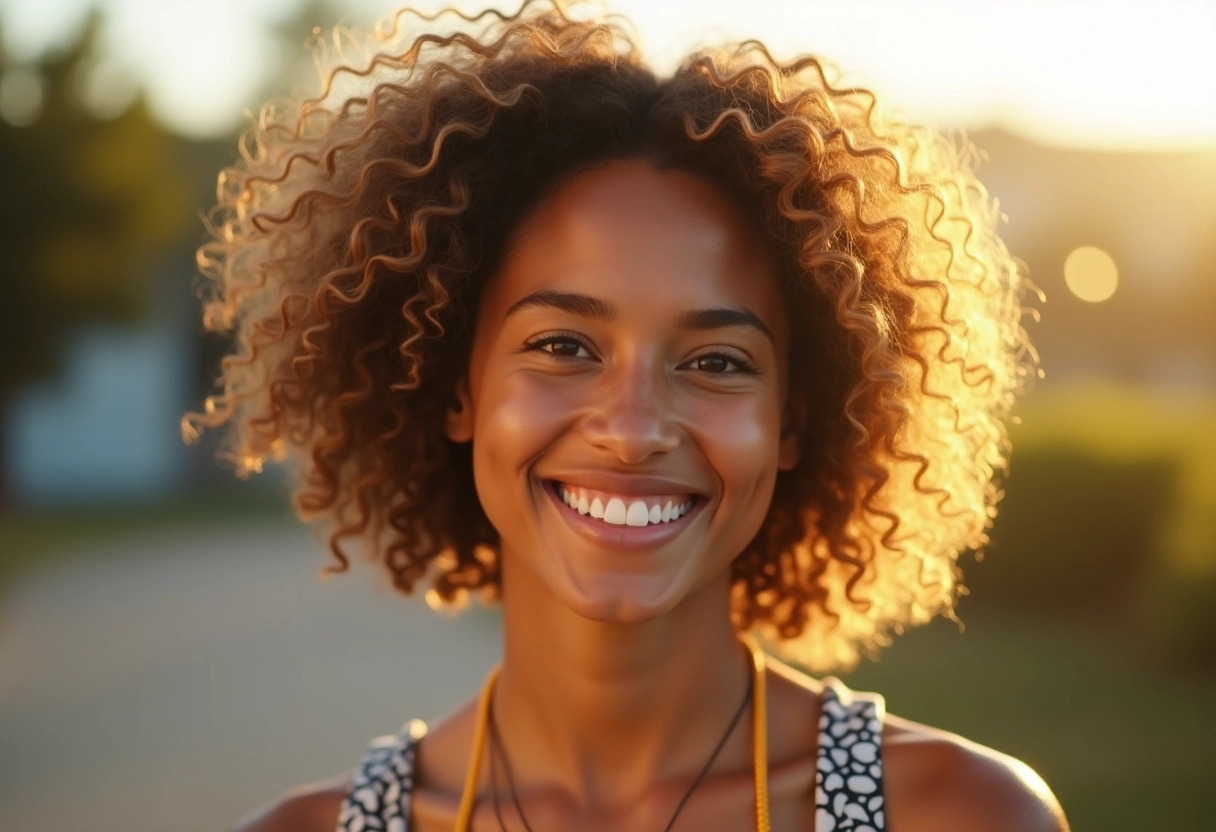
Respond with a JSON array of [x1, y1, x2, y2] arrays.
[[0, 522, 500, 832]]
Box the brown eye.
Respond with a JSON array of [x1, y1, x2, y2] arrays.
[[523, 334, 593, 361], [694, 355, 733, 373], [543, 338, 586, 358], [683, 352, 759, 376]]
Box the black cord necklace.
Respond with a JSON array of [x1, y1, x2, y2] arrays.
[[486, 668, 754, 832], [489, 717, 513, 832]]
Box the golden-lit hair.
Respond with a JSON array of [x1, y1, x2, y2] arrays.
[[184, 0, 1036, 671]]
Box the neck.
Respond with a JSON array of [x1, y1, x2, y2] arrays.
[[491, 553, 751, 811]]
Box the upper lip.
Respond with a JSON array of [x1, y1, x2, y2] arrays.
[[541, 472, 707, 497]]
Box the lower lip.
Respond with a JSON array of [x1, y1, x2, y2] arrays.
[[543, 483, 704, 551]]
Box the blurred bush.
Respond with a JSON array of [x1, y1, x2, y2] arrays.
[[972, 450, 1175, 616], [0, 13, 197, 404], [970, 385, 1216, 670]]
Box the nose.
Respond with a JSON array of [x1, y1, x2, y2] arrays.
[[580, 358, 680, 464]]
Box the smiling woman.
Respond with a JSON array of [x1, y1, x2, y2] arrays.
[[445, 163, 799, 624], [183, 2, 1066, 830]]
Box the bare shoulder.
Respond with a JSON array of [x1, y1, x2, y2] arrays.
[[881, 712, 1070, 832], [229, 773, 351, 832]]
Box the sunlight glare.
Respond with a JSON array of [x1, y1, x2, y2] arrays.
[[1064, 246, 1119, 303], [1, 0, 1213, 145]]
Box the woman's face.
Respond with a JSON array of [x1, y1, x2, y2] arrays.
[[446, 159, 799, 623]]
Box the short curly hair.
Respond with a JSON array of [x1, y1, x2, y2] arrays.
[[184, 0, 1035, 671]]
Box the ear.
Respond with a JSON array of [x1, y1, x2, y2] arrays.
[[444, 377, 474, 443], [777, 397, 802, 471]]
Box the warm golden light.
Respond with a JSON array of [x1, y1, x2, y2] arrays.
[[5, 0, 1215, 144], [1063, 246, 1119, 303]]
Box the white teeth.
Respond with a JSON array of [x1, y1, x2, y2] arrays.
[[604, 498, 627, 525], [558, 485, 694, 527], [626, 500, 650, 527]]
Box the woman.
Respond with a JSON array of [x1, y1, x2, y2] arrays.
[[188, 2, 1068, 829]]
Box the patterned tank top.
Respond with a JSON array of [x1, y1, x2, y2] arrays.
[[337, 676, 886, 831]]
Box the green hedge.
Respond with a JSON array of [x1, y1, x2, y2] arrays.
[[971, 450, 1176, 618], [966, 385, 1216, 670]]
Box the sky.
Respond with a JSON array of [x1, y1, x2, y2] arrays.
[[0, 0, 1214, 149]]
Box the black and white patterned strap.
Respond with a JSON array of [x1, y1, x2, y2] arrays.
[[337, 719, 425, 832], [815, 677, 887, 831], [338, 681, 885, 832]]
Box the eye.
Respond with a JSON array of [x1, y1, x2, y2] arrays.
[[684, 352, 759, 375], [523, 334, 593, 360], [690, 355, 733, 374]]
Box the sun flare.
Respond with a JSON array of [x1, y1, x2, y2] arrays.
[[1064, 246, 1119, 303]]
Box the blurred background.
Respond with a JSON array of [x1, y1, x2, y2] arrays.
[[0, 0, 1213, 829]]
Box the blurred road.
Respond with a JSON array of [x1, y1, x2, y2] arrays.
[[0, 522, 501, 832]]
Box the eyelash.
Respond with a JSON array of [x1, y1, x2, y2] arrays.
[[521, 333, 760, 376], [523, 333, 590, 361]]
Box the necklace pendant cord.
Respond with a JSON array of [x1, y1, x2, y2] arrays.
[[742, 633, 771, 832], [454, 637, 771, 832], [454, 664, 501, 831]]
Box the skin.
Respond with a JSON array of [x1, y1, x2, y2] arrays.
[[234, 160, 1069, 832]]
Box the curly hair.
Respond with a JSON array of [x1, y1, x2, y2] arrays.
[[184, 0, 1035, 671]]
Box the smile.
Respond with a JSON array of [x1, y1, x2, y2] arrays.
[[554, 483, 694, 527]]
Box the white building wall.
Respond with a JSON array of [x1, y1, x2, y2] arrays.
[[6, 326, 190, 505]]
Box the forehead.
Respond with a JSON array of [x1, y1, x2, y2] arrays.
[[478, 158, 786, 334]]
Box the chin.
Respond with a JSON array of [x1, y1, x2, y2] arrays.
[[556, 573, 685, 625]]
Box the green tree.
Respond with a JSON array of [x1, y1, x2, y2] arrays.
[[0, 1, 380, 502], [0, 12, 197, 499]]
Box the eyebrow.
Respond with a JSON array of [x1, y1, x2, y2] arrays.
[[504, 289, 774, 342], [678, 307, 774, 341], [506, 289, 614, 321]]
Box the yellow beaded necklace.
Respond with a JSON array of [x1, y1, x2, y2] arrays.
[[453, 634, 771, 831]]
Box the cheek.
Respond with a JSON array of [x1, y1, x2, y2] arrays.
[[470, 374, 580, 503], [693, 392, 784, 506]]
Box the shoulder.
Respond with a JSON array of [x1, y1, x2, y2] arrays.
[[229, 774, 350, 832], [881, 713, 1070, 832]]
